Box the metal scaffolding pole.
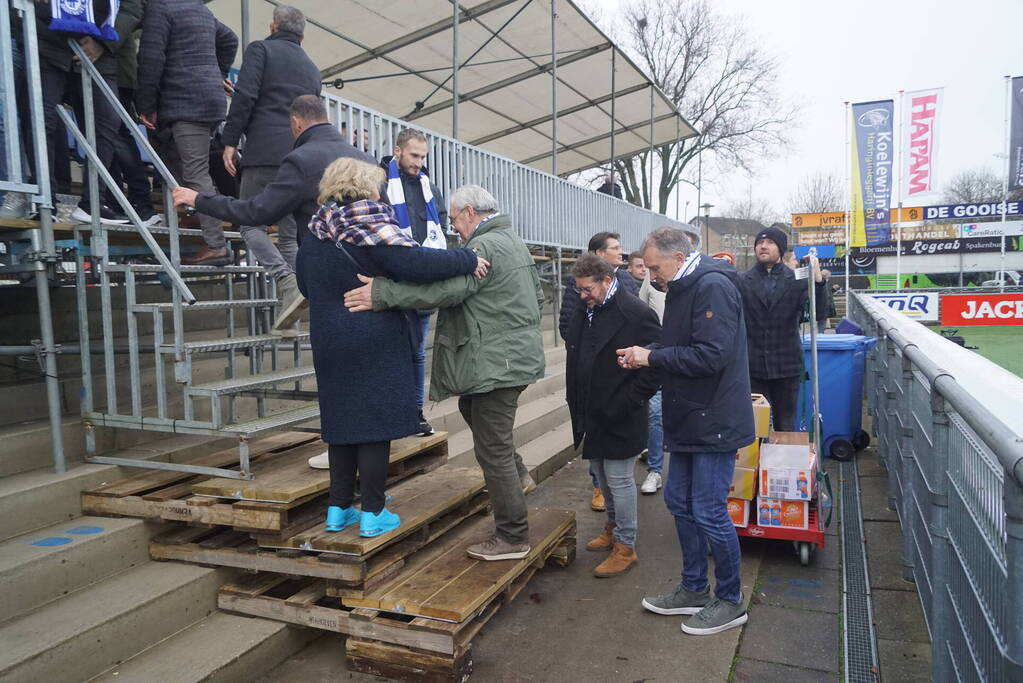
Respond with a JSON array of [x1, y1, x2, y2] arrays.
[[648, 86, 654, 211], [452, 1, 461, 182], [550, 0, 558, 176], [241, 0, 251, 49], [609, 49, 616, 176]]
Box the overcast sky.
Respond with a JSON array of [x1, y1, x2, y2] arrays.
[[590, 0, 1021, 223]]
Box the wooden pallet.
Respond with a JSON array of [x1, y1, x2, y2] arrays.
[[149, 490, 490, 592], [192, 431, 448, 503], [81, 433, 447, 534], [255, 464, 487, 555], [217, 508, 576, 682]]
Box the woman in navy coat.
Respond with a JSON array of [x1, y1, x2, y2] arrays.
[[296, 158, 483, 538]]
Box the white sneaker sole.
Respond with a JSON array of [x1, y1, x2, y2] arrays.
[[641, 598, 705, 616], [70, 207, 129, 225], [466, 548, 530, 561], [680, 612, 748, 635], [308, 452, 329, 469], [640, 486, 660, 495]]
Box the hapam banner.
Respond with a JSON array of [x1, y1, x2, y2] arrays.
[[850, 100, 895, 247], [902, 88, 943, 198]]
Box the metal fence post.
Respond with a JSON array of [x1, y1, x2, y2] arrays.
[[898, 350, 917, 584], [1005, 478, 1023, 682], [927, 385, 954, 681]]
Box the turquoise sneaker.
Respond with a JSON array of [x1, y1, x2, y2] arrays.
[[325, 506, 359, 532], [359, 507, 401, 538]]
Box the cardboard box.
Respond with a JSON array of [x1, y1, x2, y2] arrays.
[[735, 439, 761, 469], [756, 498, 810, 530], [759, 442, 816, 500], [768, 430, 809, 446], [751, 394, 771, 437], [729, 466, 757, 500], [727, 498, 751, 528]]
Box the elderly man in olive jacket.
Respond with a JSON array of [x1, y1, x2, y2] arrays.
[[344, 185, 545, 562]]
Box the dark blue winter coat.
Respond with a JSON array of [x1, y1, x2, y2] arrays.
[[296, 237, 477, 444], [649, 257, 755, 454]]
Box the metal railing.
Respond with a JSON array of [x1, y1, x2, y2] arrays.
[[321, 91, 686, 251], [849, 291, 1023, 682]]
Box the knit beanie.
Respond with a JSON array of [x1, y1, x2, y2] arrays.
[[754, 226, 788, 255]]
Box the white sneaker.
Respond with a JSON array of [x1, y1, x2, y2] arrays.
[[308, 451, 328, 469], [640, 471, 662, 494], [70, 205, 129, 225]]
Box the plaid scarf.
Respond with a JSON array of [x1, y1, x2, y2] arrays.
[[308, 199, 418, 248]]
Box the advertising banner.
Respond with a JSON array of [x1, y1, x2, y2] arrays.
[[923, 201, 1023, 221], [850, 235, 1023, 257], [959, 220, 1023, 238], [850, 100, 895, 246], [902, 88, 943, 198], [1011, 76, 1023, 192], [794, 227, 846, 245], [941, 293, 1023, 326], [871, 292, 940, 321], [791, 207, 921, 229], [792, 244, 838, 259]]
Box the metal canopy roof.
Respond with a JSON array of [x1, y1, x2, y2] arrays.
[[209, 0, 697, 177]]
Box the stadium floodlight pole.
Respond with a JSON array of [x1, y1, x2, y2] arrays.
[[550, 0, 558, 176], [1000, 75, 1011, 292], [895, 90, 904, 291], [675, 117, 681, 220], [609, 49, 616, 181], [648, 85, 654, 211], [844, 101, 851, 295]]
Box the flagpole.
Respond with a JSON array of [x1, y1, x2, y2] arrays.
[[844, 101, 851, 295], [1000, 75, 1011, 292], [896, 90, 904, 291]]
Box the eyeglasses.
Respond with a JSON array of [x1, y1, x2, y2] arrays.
[[448, 206, 468, 229]]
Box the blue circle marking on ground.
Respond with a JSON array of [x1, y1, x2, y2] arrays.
[[66, 525, 104, 535], [31, 537, 73, 546]]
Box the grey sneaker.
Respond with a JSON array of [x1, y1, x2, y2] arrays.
[[466, 534, 530, 561], [642, 583, 711, 615], [681, 593, 748, 635], [272, 273, 306, 337]]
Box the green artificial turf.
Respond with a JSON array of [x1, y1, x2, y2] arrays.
[[934, 326, 1023, 378]]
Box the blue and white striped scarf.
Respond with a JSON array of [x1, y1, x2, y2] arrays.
[[586, 275, 619, 323], [49, 0, 120, 42], [387, 158, 446, 250], [671, 251, 702, 281]]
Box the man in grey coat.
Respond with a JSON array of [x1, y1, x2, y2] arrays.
[[220, 5, 321, 320]]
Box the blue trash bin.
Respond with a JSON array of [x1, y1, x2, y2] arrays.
[[798, 334, 877, 460]]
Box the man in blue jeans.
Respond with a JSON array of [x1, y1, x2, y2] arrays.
[[618, 227, 755, 636]]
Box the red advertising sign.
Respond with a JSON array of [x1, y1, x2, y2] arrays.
[[941, 293, 1023, 326]]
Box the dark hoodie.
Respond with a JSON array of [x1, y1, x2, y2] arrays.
[[649, 257, 755, 453]]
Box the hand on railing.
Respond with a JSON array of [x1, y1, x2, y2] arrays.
[[172, 187, 197, 209], [73, 36, 104, 64]]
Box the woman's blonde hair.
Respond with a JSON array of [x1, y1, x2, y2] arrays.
[[318, 157, 385, 205]]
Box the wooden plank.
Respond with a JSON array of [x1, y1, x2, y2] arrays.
[[191, 432, 448, 504], [256, 465, 486, 556], [219, 572, 291, 597], [285, 580, 327, 606], [346, 637, 472, 683], [84, 432, 314, 498], [343, 508, 576, 622], [82, 490, 300, 532]]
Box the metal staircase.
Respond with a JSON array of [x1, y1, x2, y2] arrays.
[[64, 40, 319, 480]]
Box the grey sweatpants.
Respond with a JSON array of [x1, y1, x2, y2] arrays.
[[238, 164, 296, 280], [157, 121, 224, 249]]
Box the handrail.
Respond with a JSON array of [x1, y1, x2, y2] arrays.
[[64, 39, 196, 305], [853, 291, 1023, 485]]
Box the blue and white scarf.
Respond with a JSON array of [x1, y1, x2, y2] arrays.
[[586, 275, 619, 323], [671, 251, 702, 281], [387, 158, 446, 250], [49, 0, 120, 42]]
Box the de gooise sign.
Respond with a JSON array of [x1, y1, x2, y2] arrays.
[[924, 201, 1022, 221], [941, 293, 1023, 326]]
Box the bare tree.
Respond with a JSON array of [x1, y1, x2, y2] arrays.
[[721, 196, 781, 227], [593, 0, 797, 213], [787, 171, 844, 215], [941, 168, 1003, 204]]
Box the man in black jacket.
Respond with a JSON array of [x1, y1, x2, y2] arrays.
[[618, 227, 754, 636], [220, 5, 321, 317], [137, 0, 238, 265], [379, 129, 449, 436], [560, 230, 640, 512], [565, 254, 660, 578], [736, 226, 828, 431], [171, 96, 376, 332], [36, 0, 144, 222]]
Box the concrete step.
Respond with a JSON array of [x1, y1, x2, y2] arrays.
[[447, 389, 570, 465], [0, 434, 232, 542], [519, 421, 577, 484], [423, 360, 567, 438], [88, 611, 316, 683], [0, 561, 232, 683], [0, 516, 160, 621]]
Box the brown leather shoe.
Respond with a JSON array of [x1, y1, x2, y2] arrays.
[[586, 523, 616, 551], [591, 487, 606, 512], [593, 542, 637, 577], [181, 246, 231, 266]]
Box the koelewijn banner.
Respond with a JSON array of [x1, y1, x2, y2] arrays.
[[850, 100, 895, 247], [1010, 76, 1023, 192], [901, 88, 942, 198]]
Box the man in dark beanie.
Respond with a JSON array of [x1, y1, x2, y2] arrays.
[[736, 225, 828, 431]]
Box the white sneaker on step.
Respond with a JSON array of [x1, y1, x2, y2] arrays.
[[640, 471, 662, 494], [308, 451, 328, 469]]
